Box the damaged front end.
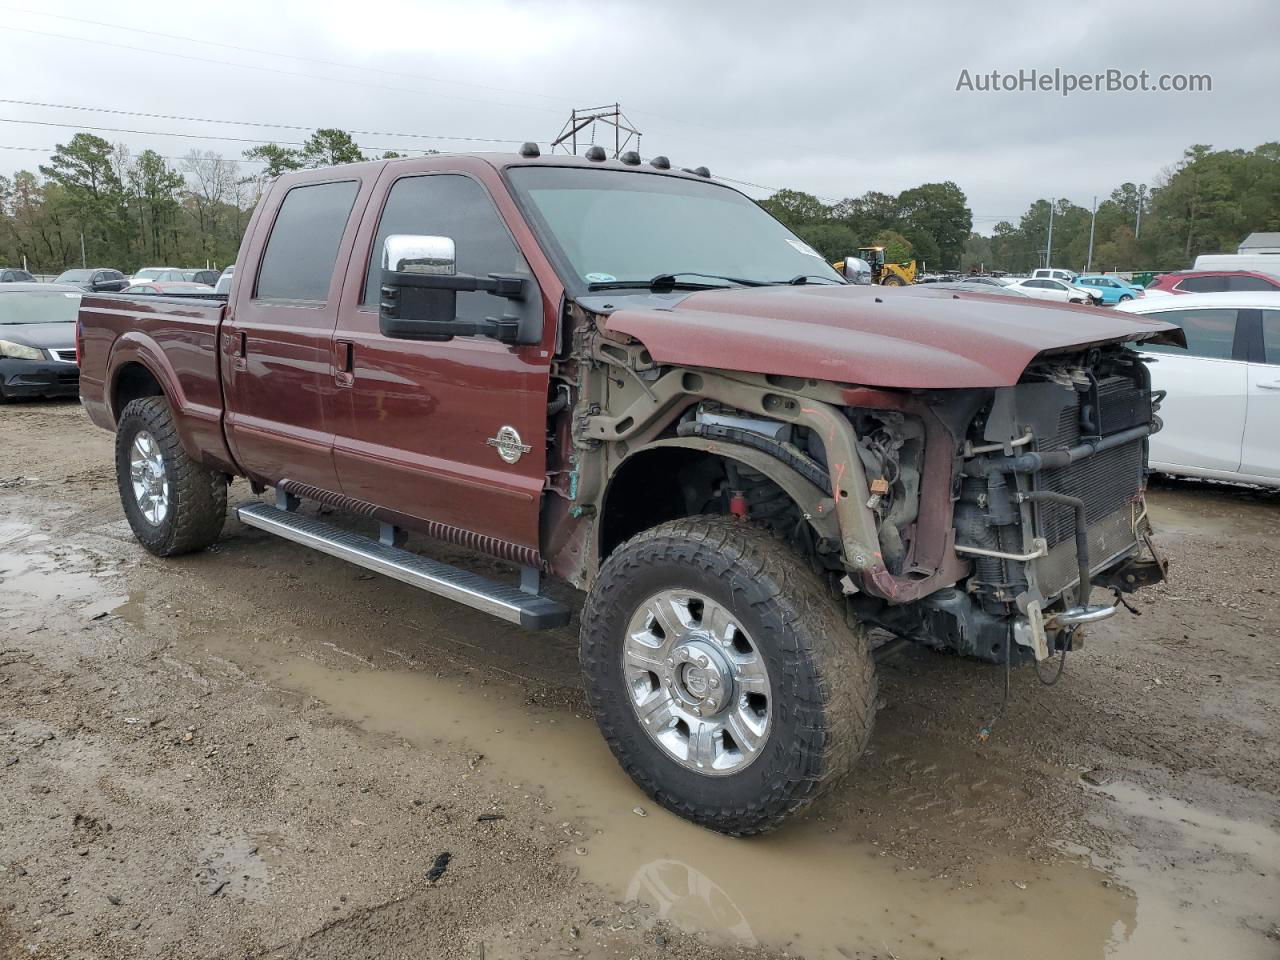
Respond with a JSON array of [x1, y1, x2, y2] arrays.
[[864, 344, 1169, 665]]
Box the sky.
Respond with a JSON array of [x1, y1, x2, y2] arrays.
[[1, 0, 1275, 233]]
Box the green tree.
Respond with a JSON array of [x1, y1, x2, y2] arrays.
[[300, 128, 366, 167], [896, 181, 972, 270], [242, 143, 305, 177]]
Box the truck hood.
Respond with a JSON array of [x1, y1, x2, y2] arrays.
[[600, 285, 1184, 389]]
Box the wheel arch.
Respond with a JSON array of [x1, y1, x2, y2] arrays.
[[597, 438, 841, 564]]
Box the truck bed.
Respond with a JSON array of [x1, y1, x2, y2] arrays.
[[78, 292, 235, 474]]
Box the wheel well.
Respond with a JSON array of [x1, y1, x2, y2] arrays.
[[113, 362, 164, 420], [599, 448, 810, 562]]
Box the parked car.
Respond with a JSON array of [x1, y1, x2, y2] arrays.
[[1145, 270, 1280, 295], [54, 268, 128, 292], [1117, 291, 1280, 487], [1006, 277, 1103, 305], [1, 268, 35, 283], [1073, 274, 1144, 304], [182, 269, 222, 286], [1032, 268, 1077, 283], [131, 267, 186, 283], [956, 276, 1016, 288], [914, 281, 1030, 298], [77, 152, 1178, 835], [214, 264, 235, 295], [1192, 253, 1280, 275], [124, 282, 217, 296], [0, 282, 82, 401]]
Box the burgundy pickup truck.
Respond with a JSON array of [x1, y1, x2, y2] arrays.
[[78, 147, 1180, 834]]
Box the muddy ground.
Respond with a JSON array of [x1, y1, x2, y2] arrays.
[[1, 397, 1277, 960]]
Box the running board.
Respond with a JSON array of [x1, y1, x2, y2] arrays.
[[235, 501, 571, 630]]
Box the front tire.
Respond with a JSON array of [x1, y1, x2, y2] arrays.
[[580, 517, 876, 835], [115, 396, 226, 556], [1119, 294, 1133, 302]]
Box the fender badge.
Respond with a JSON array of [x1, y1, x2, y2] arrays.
[[486, 425, 531, 465]]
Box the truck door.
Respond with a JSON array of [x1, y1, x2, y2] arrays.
[[1138, 306, 1247, 473], [330, 165, 553, 556], [221, 175, 368, 493], [1240, 308, 1280, 480]]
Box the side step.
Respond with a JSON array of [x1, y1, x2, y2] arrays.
[[235, 501, 571, 630]]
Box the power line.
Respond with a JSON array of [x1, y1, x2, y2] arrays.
[[0, 4, 572, 107], [7, 26, 564, 119], [0, 99, 536, 145], [0, 116, 444, 156], [0, 143, 267, 165]]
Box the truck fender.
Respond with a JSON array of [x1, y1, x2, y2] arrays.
[[106, 332, 234, 472]]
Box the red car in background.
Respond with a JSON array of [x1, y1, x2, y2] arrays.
[[1146, 270, 1280, 294]]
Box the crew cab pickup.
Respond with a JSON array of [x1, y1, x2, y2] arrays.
[[78, 148, 1182, 834]]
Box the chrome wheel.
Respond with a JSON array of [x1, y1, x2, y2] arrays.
[[622, 590, 771, 776], [129, 429, 169, 526]]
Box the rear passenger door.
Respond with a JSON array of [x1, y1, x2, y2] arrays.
[[330, 165, 551, 555], [221, 175, 369, 493], [1138, 307, 1247, 472], [1240, 308, 1280, 479]]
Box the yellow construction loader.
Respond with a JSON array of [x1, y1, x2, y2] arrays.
[[833, 246, 917, 285]]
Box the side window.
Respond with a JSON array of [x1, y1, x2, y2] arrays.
[[1261, 311, 1280, 365], [1176, 275, 1226, 293], [256, 180, 360, 302], [1227, 275, 1276, 292], [1140, 308, 1238, 359], [362, 174, 528, 324], [1045, 280, 1066, 290]]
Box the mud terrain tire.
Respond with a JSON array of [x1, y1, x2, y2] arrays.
[[580, 516, 876, 835], [115, 396, 226, 556]]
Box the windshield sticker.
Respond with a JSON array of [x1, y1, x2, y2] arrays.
[[785, 238, 824, 259], [584, 272, 616, 283]]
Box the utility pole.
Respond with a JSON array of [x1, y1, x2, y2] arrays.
[[1135, 183, 1147, 239], [1045, 199, 1056, 268], [80, 232, 87, 269], [1086, 195, 1097, 272], [550, 104, 641, 158]]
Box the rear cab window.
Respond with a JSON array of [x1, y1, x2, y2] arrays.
[[255, 180, 360, 302]]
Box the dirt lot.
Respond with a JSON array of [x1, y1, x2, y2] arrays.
[[2, 398, 1278, 960]]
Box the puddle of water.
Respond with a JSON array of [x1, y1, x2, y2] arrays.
[[0, 518, 118, 612], [1084, 780, 1280, 959], [197, 833, 273, 902], [183, 631, 1148, 960]]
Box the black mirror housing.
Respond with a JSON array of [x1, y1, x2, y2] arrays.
[[378, 270, 532, 343]]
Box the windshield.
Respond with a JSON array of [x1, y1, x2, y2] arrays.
[[0, 290, 82, 324], [133, 268, 166, 281], [56, 270, 91, 282], [507, 167, 843, 290]]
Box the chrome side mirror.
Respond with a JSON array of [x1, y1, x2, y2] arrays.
[[382, 234, 456, 276], [842, 257, 873, 285]]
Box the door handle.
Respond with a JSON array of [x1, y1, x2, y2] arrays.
[[1258, 380, 1280, 390], [334, 339, 354, 387]]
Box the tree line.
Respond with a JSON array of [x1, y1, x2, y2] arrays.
[[964, 143, 1280, 273], [758, 142, 1280, 275], [0, 129, 406, 275], [4, 127, 1276, 277]]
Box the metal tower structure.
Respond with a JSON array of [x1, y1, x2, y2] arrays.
[[550, 104, 641, 157]]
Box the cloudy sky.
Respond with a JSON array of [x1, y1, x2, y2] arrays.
[[1, 0, 1275, 232]]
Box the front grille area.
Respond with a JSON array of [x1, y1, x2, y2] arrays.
[[1033, 375, 1146, 549], [1028, 373, 1146, 596], [52, 348, 77, 363], [1038, 507, 1139, 597]]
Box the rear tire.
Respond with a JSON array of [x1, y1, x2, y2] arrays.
[[580, 516, 876, 835], [115, 396, 226, 556]]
